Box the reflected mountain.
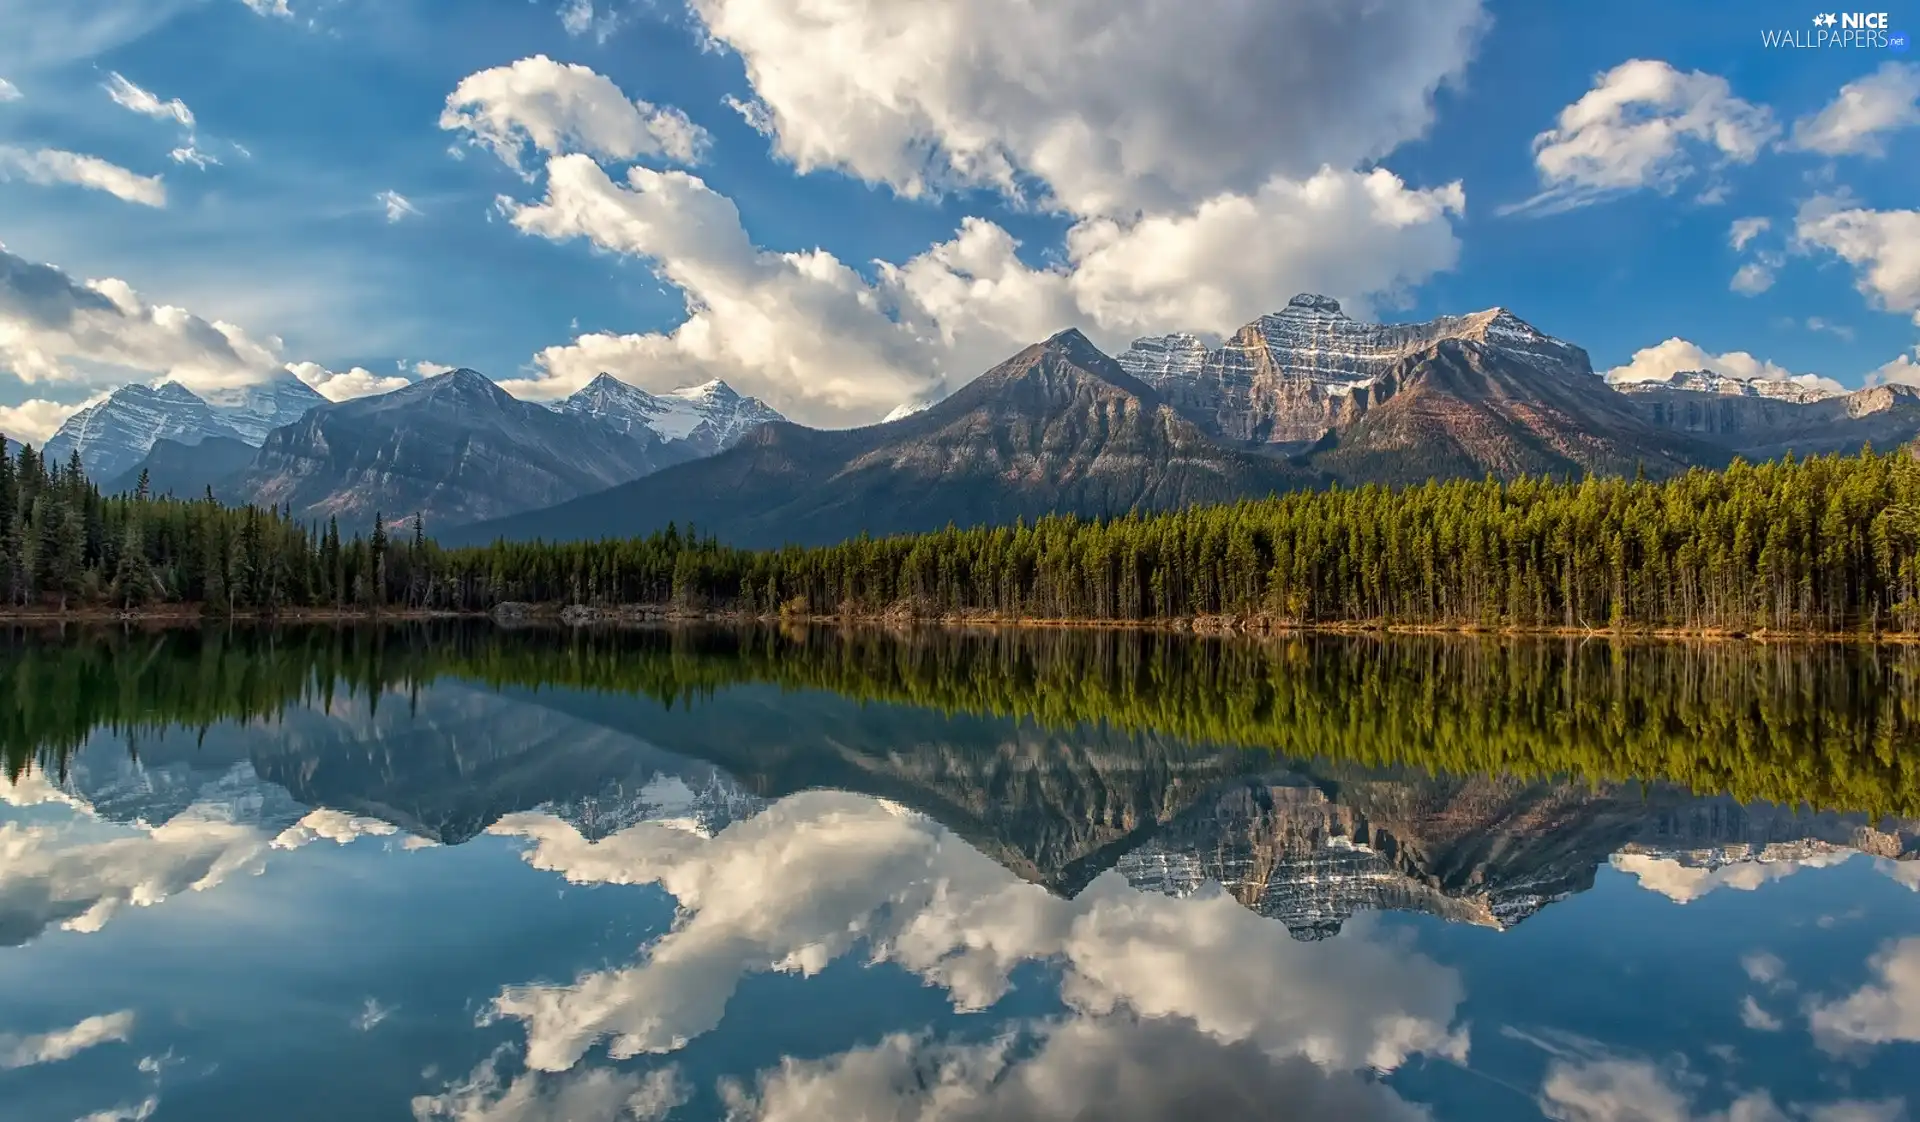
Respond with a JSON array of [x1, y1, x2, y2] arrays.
[[11, 624, 1919, 941]]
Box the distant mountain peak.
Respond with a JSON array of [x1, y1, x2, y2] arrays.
[[557, 372, 783, 454], [668, 378, 739, 403], [152, 380, 208, 403], [1284, 293, 1346, 315]]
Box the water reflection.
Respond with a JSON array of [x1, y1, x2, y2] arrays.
[[0, 625, 1916, 1120]]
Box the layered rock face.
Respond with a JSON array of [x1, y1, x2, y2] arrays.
[[43, 382, 248, 479], [1116, 294, 1595, 449]]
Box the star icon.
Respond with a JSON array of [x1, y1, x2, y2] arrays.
[[1817, 12, 1839, 26]]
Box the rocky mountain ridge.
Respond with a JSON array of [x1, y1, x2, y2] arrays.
[[445, 328, 1304, 549], [555, 374, 786, 459]]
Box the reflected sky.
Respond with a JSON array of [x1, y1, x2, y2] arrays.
[[1, 667, 1917, 1122]]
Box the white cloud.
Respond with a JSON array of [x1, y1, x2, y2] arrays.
[[412, 360, 455, 377], [1741, 996, 1784, 1032], [1730, 217, 1772, 252], [687, 0, 1487, 218], [1731, 262, 1776, 295], [0, 146, 165, 207], [1795, 198, 1920, 325], [1810, 937, 1920, 1053], [0, 78, 19, 102], [1866, 349, 1920, 388], [75, 1096, 159, 1122], [376, 189, 421, 223], [0, 396, 96, 444], [104, 72, 193, 127], [440, 55, 710, 174], [0, 245, 282, 391], [168, 145, 216, 169], [1790, 62, 1920, 158], [0, 816, 267, 945], [1804, 316, 1855, 342], [240, 0, 293, 16], [286, 361, 410, 402], [1537, 1056, 1905, 1122], [412, 1049, 687, 1122], [0, 1011, 135, 1069], [1601, 338, 1846, 396], [725, 1016, 1433, 1122], [502, 154, 1465, 424], [271, 808, 399, 849], [1507, 60, 1778, 216], [484, 792, 1468, 1075], [1743, 952, 1788, 987], [352, 998, 394, 1032]]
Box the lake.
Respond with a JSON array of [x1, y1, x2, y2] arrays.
[[2, 625, 1918, 1122]]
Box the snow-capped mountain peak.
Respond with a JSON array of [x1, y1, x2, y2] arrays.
[[1608, 367, 1843, 403], [198, 373, 327, 443], [43, 381, 247, 479], [556, 372, 785, 455]]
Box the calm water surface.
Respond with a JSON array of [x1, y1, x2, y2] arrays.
[[2, 626, 1918, 1122]]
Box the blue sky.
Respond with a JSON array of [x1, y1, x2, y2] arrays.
[[0, 0, 1915, 440]]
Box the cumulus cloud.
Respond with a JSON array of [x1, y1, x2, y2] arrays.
[[411, 360, 455, 377], [485, 792, 1468, 1075], [0, 244, 283, 391], [0, 146, 164, 207], [412, 1049, 686, 1122], [0, 396, 96, 445], [240, 0, 293, 16], [1600, 339, 1846, 396], [104, 72, 193, 127], [376, 189, 421, 223], [0, 78, 19, 102], [502, 155, 1465, 423], [1731, 262, 1777, 295], [1810, 937, 1920, 1054], [1537, 1055, 1905, 1122], [1795, 198, 1920, 325], [441, 55, 710, 174], [0, 815, 268, 945], [0, 1011, 135, 1069], [688, 0, 1486, 217], [286, 361, 410, 402], [1506, 60, 1777, 216], [271, 808, 400, 849], [725, 1016, 1432, 1122], [1741, 996, 1785, 1032], [1790, 62, 1920, 158], [1865, 350, 1920, 388]]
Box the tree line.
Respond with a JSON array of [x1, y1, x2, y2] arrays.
[[6, 624, 1918, 817], [13, 434, 1920, 632]]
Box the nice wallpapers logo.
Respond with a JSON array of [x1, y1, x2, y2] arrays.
[[1761, 11, 1908, 47]]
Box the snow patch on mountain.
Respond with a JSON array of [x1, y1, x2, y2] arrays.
[[1608, 368, 1843, 403], [556, 373, 785, 455]]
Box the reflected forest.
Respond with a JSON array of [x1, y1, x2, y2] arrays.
[[6, 624, 1919, 818]]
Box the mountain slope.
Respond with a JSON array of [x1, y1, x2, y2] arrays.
[[199, 374, 329, 443], [103, 435, 257, 497], [1308, 337, 1714, 484], [446, 329, 1303, 548], [1621, 382, 1920, 459], [43, 382, 246, 479], [556, 374, 785, 457], [1117, 295, 1597, 450], [234, 368, 698, 528]]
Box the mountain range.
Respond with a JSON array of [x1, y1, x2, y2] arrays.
[[40, 675, 1919, 942], [34, 295, 1920, 544], [46, 368, 786, 529]]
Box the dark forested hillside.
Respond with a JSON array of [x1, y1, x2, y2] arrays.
[[8, 428, 1920, 635]]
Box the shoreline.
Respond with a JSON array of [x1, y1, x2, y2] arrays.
[[0, 602, 1914, 643]]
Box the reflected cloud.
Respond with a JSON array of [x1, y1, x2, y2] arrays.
[[271, 808, 400, 850], [487, 791, 1468, 1076], [0, 814, 267, 944], [0, 1010, 135, 1069], [411, 1048, 686, 1122], [1611, 850, 1857, 903], [1538, 1055, 1906, 1122], [723, 1014, 1432, 1122], [1809, 937, 1920, 1054], [74, 1097, 159, 1122]]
